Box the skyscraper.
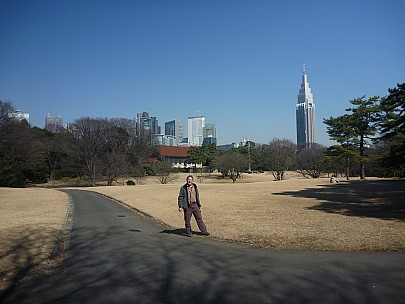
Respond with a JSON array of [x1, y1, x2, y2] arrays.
[[45, 113, 63, 133], [136, 112, 151, 135], [203, 123, 217, 145], [136, 112, 161, 145], [188, 115, 205, 146], [136, 112, 160, 135], [296, 65, 316, 149], [165, 120, 184, 145]]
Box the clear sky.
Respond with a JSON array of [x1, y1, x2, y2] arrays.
[[0, 0, 404, 146]]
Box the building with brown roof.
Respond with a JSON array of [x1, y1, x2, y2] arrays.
[[156, 145, 201, 169]]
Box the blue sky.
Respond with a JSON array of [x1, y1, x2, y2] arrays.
[[0, 0, 404, 146]]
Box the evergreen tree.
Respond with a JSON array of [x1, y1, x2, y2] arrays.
[[379, 83, 405, 177], [346, 96, 380, 179], [324, 114, 356, 179], [324, 96, 380, 179]]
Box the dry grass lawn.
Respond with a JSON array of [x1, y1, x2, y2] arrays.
[[0, 188, 69, 293], [1, 172, 404, 293], [90, 172, 405, 252]]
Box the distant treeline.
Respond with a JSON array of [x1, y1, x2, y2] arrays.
[[0, 83, 403, 187]]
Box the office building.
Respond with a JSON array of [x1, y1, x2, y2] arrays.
[[203, 123, 217, 145], [9, 110, 29, 124], [45, 113, 63, 133], [217, 143, 237, 150], [165, 120, 184, 145], [136, 112, 161, 145], [136, 112, 160, 135], [155, 134, 176, 146], [188, 115, 205, 146], [296, 65, 316, 149]]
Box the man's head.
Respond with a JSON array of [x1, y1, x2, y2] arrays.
[[186, 175, 193, 185]]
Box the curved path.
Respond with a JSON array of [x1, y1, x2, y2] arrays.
[[3, 189, 405, 304]]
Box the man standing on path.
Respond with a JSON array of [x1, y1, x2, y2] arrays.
[[178, 175, 210, 237]]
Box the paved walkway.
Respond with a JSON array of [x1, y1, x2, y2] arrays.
[[2, 189, 405, 303]]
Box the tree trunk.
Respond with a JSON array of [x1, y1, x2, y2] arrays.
[[359, 135, 365, 179], [91, 163, 97, 187]]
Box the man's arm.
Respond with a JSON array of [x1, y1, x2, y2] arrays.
[[195, 184, 201, 208], [178, 187, 185, 209]]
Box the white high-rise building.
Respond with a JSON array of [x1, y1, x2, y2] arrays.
[[9, 110, 29, 123], [296, 65, 316, 149], [45, 113, 63, 133], [188, 115, 205, 146]]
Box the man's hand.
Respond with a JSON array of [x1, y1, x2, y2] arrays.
[[178, 207, 182, 212]]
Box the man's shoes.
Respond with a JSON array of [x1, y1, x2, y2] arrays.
[[186, 233, 192, 237], [202, 232, 210, 236]]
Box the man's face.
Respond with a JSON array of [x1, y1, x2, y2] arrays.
[[187, 177, 193, 185]]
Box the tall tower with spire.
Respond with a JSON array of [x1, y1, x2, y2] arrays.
[[296, 64, 316, 149]]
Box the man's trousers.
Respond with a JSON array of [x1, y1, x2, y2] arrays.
[[184, 203, 208, 235]]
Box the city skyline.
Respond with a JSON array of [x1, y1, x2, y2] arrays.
[[1, 1, 403, 146]]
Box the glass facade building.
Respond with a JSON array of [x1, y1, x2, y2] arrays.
[[165, 120, 184, 145]]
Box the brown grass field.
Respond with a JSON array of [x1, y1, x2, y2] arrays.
[[1, 172, 404, 292], [89, 172, 405, 252], [0, 188, 69, 293]]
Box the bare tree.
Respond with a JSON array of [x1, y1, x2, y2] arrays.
[[152, 161, 178, 184], [259, 138, 296, 181], [215, 151, 248, 183], [296, 144, 326, 178], [111, 118, 154, 181], [104, 122, 132, 186], [64, 117, 153, 186], [0, 99, 15, 125], [128, 125, 155, 169], [70, 117, 108, 186]]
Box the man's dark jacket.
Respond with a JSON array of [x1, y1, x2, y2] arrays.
[[178, 183, 201, 210]]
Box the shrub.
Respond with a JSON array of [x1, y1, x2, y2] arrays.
[[0, 165, 26, 187]]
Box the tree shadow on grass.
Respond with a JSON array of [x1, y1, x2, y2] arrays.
[[3, 187, 405, 304], [274, 179, 405, 221], [0, 227, 65, 301], [3, 223, 405, 303]]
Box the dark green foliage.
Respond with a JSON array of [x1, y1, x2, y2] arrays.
[[26, 165, 50, 184], [234, 141, 257, 171], [187, 144, 217, 170], [0, 112, 48, 187], [0, 166, 26, 187], [380, 83, 405, 138], [324, 96, 380, 179], [379, 83, 405, 177]]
